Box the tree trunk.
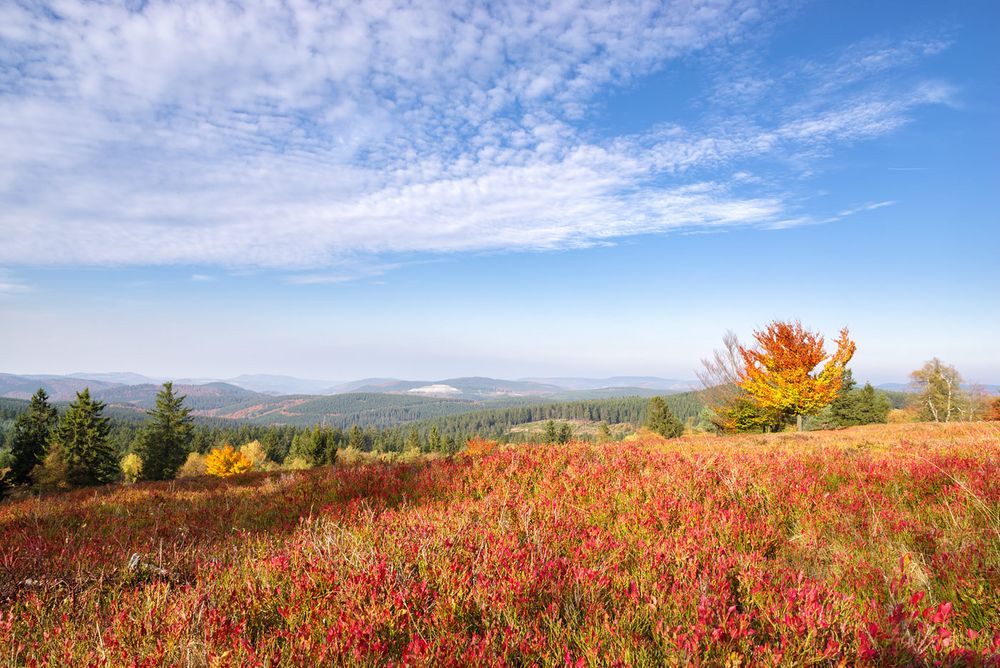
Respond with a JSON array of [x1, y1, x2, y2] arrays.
[[796, 414, 803, 432]]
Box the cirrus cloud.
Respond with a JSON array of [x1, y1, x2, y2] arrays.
[[0, 0, 953, 272]]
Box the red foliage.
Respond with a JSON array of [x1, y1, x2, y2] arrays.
[[0, 423, 998, 665]]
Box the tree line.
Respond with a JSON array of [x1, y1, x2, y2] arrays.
[[697, 320, 996, 433]]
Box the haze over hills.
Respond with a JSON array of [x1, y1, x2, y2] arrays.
[[0, 372, 694, 402], [0, 371, 707, 429]]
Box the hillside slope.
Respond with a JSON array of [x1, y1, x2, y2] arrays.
[[2, 423, 997, 664]]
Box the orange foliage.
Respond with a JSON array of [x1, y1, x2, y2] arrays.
[[462, 437, 499, 457], [989, 397, 1000, 421], [204, 444, 253, 478], [738, 320, 856, 424]]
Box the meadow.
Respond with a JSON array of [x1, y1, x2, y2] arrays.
[[1, 422, 998, 666]]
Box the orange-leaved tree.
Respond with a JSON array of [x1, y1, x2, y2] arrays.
[[738, 320, 856, 431], [205, 444, 253, 478]]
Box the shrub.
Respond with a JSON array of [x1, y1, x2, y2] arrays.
[[177, 452, 207, 478], [205, 445, 253, 478], [240, 440, 278, 471], [32, 448, 69, 491], [336, 447, 366, 466], [120, 453, 143, 484], [282, 456, 311, 471]]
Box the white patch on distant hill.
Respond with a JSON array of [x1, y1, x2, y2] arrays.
[[407, 384, 462, 396]]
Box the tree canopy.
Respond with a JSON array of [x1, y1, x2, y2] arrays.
[[738, 321, 856, 431], [135, 382, 194, 480], [8, 388, 57, 484]]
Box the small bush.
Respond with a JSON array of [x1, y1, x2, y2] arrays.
[[205, 445, 253, 478], [120, 453, 143, 484], [177, 452, 207, 478], [240, 440, 279, 471], [282, 456, 311, 471]]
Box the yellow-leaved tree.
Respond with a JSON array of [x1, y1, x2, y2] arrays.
[[205, 444, 253, 478], [738, 320, 856, 431]]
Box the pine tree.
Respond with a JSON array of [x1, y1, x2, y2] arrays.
[[542, 420, 558, 444], [135, 382, 194, 480], [427, 425, 442, 452], [405, 428, 421, 453], [49, 389, 117, 487], [828, 370, 859, 426], [556, 422, 572, 444], [645, 397, 684, 438], [855, 383, 891, 424], [319, 428, 338, 466], [348, 424, 366, 451], [9, 388, 58, 484]]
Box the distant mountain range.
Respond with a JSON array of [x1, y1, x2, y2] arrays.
[[2, 371, 996, 431], [0, 371, 697, 429], [0, 372, 697, 402]]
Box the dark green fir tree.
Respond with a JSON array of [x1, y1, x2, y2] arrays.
[[645, 396, 684, 438], [135, 382, 194, 480], [9, 388, 58, 484], [50, 388, 117, 487]]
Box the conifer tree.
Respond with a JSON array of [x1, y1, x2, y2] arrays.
[[9, 388, 58, 484], [405, 428, 421, 452], [542, 420, 558, 444], [556, 422, 573, 444], [427, 425, 442, 452], [348, 424, 366, 451], [135, 382, 194, 480], [645, 396, 684, 438], [49, 389, 117, 487]]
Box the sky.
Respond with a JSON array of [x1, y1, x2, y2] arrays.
[[1, 0, 998, 384]]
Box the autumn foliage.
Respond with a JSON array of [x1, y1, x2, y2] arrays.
[[1, 423, 998, 665], [738, 320, 856, 428], [204, 444, 253, 478]]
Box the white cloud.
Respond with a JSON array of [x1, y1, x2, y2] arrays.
[[0, 1, 953, 271]]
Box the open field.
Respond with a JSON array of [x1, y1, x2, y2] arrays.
[[2, 423, 999, 666]]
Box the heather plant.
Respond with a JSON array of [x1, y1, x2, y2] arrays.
[[1, 423, 998, 665]]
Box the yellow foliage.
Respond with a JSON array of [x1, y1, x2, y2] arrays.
[[623, 428, 670, 443], [283, 456, 311, 471], [738, 321, 856, 424], [178, 452, 207, 478], [205, 445, 253, 478], [240, 440, 276, 470], [120, 453, 143, 484]]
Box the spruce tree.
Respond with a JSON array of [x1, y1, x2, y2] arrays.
[[427, 425, 442, 452], [404, 428, 421, 452], [645, 396, 684, 438], [9, 388, 58, 484], [50, 389, 117, 487], [556, 422, 573, 444], [348, 424, 366, 451], [542, 420, 558, 444], [135, 382, 194, 480]]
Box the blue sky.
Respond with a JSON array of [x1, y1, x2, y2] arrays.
[[1, 0, 997, 383]]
